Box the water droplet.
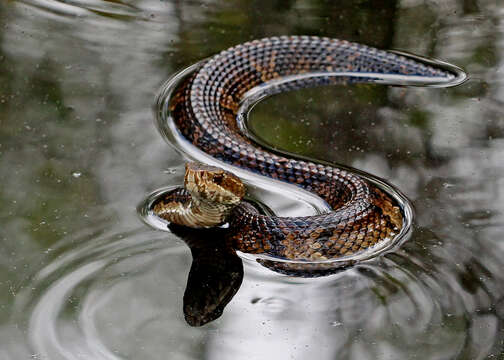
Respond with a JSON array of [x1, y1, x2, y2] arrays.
[[163, 168, 177, 174], [256, 297, 291, 313]]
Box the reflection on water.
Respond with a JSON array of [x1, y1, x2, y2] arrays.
[[1, 0, 504, 359], [169, 225, 244, 327]]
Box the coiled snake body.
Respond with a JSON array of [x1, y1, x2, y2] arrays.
[[154, 36, 457, 262]]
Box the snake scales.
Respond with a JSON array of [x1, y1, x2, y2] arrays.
[[154, 36, 457, 262]]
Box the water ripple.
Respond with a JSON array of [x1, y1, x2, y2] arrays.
[[17, 0, 145, 20], [9, 217, 504, 359], [13, 228, 189, 360]]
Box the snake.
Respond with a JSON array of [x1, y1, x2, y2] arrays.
[[153, 36, 461, 262]]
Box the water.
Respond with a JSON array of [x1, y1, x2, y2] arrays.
[[1, 0, 503, 359]]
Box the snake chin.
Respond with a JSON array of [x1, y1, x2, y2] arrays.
[[152, 163, 247, 228]]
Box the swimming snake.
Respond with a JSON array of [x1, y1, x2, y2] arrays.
[[153, 36, 461, 262]]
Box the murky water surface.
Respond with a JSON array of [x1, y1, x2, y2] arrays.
[[1, 1, 504, 359]]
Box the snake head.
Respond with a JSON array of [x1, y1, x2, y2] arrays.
[[184, 162, 246, 205]]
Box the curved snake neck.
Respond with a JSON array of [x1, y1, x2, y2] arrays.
[[158, 36, 456, 261]]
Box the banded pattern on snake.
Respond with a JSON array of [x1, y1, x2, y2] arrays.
[[153, 36, 457, 261]]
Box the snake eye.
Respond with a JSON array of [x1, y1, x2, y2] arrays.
[[213, 174, 224, 185]]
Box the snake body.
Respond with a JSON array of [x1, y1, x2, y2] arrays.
[[155, 36, 457, 261]]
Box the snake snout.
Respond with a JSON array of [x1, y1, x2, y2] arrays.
[[184, 162, 246, 205]]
